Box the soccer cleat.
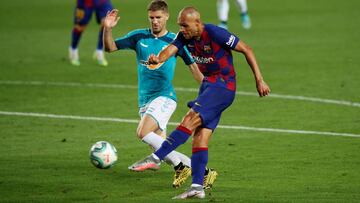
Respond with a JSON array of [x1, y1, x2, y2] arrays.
[[128, 154, 161, 172], [241, 13, 251, 30], [69, 47, 80, 66], [203, 168, 218, 189], [93, 50, 108, 67], [172, 164, 192, 188], [172, 186, 205, 199]]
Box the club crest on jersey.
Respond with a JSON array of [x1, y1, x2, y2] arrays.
[[203, 45, 212, 54], [75, 9, 85, 22]]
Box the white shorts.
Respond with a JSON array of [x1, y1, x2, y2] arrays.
[[138, 96, 177, 131]]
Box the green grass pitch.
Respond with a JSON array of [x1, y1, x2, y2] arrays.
[[0, 0, 359, 202]]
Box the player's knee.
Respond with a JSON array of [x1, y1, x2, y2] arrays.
[[192, 137, 209, 148], [180, 112, 202, 131], [136, 126, 147, 139], [74, 24, 86, 32]]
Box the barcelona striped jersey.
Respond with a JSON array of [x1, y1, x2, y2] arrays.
[[173, 24, 240, 91]]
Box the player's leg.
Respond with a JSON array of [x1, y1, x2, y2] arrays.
[[129, 97, 192, 187], [153, 129, 192, 188], [130, 109, 201, 172], [130, 83, 209, 172], [171, 150, 191, 167], [173, 85, 235, 199], [192, 130, 218, 190], [130, 97, 180, 169], [157, 127, 192, 166], [172, 128, 211, 199], [93, 2, 112, 66], [234, 0, 251, 29], [217, 0, 230, 29], [132, 116, 186, 168], [153, 109, 202, 160], [69, 3, 93, 66]]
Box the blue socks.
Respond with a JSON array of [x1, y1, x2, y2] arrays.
[[71, 27, 103, 50], [191, 148, 208, 185], [71, 28, 82, 49], [97, 27, 104, 50], [154, 125, 208, 186], [154, 126, 191, 160]]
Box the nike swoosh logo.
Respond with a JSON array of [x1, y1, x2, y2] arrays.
[[140, 42, 148, 48], [195, 102, 201, 107]]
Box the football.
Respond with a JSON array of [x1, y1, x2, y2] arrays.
[[89, 141, 118, 169]]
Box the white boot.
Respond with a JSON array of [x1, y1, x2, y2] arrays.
[[69, 47, 80, 66], [93, 49, 108, 67]]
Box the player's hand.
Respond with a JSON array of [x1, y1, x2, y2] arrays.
[[104, 9, 120, 29], [256, 80, 270, 97], [148, 54, 160, 64]]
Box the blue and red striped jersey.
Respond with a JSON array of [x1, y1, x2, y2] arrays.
[[79, 0, 110, 8], [173, 24, 240, 91]]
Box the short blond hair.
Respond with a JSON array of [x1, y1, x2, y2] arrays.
[[147, 0, 168, 13]]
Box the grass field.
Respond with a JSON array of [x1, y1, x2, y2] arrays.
[[1, 0, 360, 202]]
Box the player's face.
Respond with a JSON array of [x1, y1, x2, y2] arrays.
[[177, 15, 200, 39], [148, 10, 169, 34]]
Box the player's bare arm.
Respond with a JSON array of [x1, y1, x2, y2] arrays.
[[148, 44, 178, 64], [188, 63, 204, 84], [103, 9, 120, 52], [234, 40, 270, 97]]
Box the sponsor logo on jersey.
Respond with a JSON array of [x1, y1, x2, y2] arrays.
[[139, 46, 167, 70], [139, 60, 164, 70], [192, 55, 214, 64]]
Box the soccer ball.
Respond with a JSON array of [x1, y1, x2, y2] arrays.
[[89, 141, 118, 169]]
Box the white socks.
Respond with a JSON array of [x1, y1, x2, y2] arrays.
[[95, 49, 105, 60], [234, 0, 248, 14], [172, 151, 191, 166], [217, 0, 248, 21], [217, 0, 230, 22], [191, 183, 203, 188], [142, 132, 191, 167]]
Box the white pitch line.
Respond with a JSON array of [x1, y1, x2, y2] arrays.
[[0, 111, 139, 124], [1, 111, 359, 138], [1, 80, 359, 108]]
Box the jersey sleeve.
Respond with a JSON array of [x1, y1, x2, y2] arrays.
[[206, 24, 240, 50], [114, 30, 142, 50], [176, 46, 194, 65], [172, 32, 187, 50]]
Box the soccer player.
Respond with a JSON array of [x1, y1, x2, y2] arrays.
[[131, 7, 270, 199], [103, 1, 217, 188], [69, 0, 113, 66], [217, 0, 251, 30]]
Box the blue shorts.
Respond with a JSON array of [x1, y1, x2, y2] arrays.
[[74, 0, 113, 25], [187, 81, 236, 130]]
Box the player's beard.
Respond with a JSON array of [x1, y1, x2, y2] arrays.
[[152, 24, 162, 35], [183, 31, 195, 39], [182, 27, 199, 39], [181, 31, 191, 39]]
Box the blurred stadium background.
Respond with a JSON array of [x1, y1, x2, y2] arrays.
[[0, 0, 359, 202]]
